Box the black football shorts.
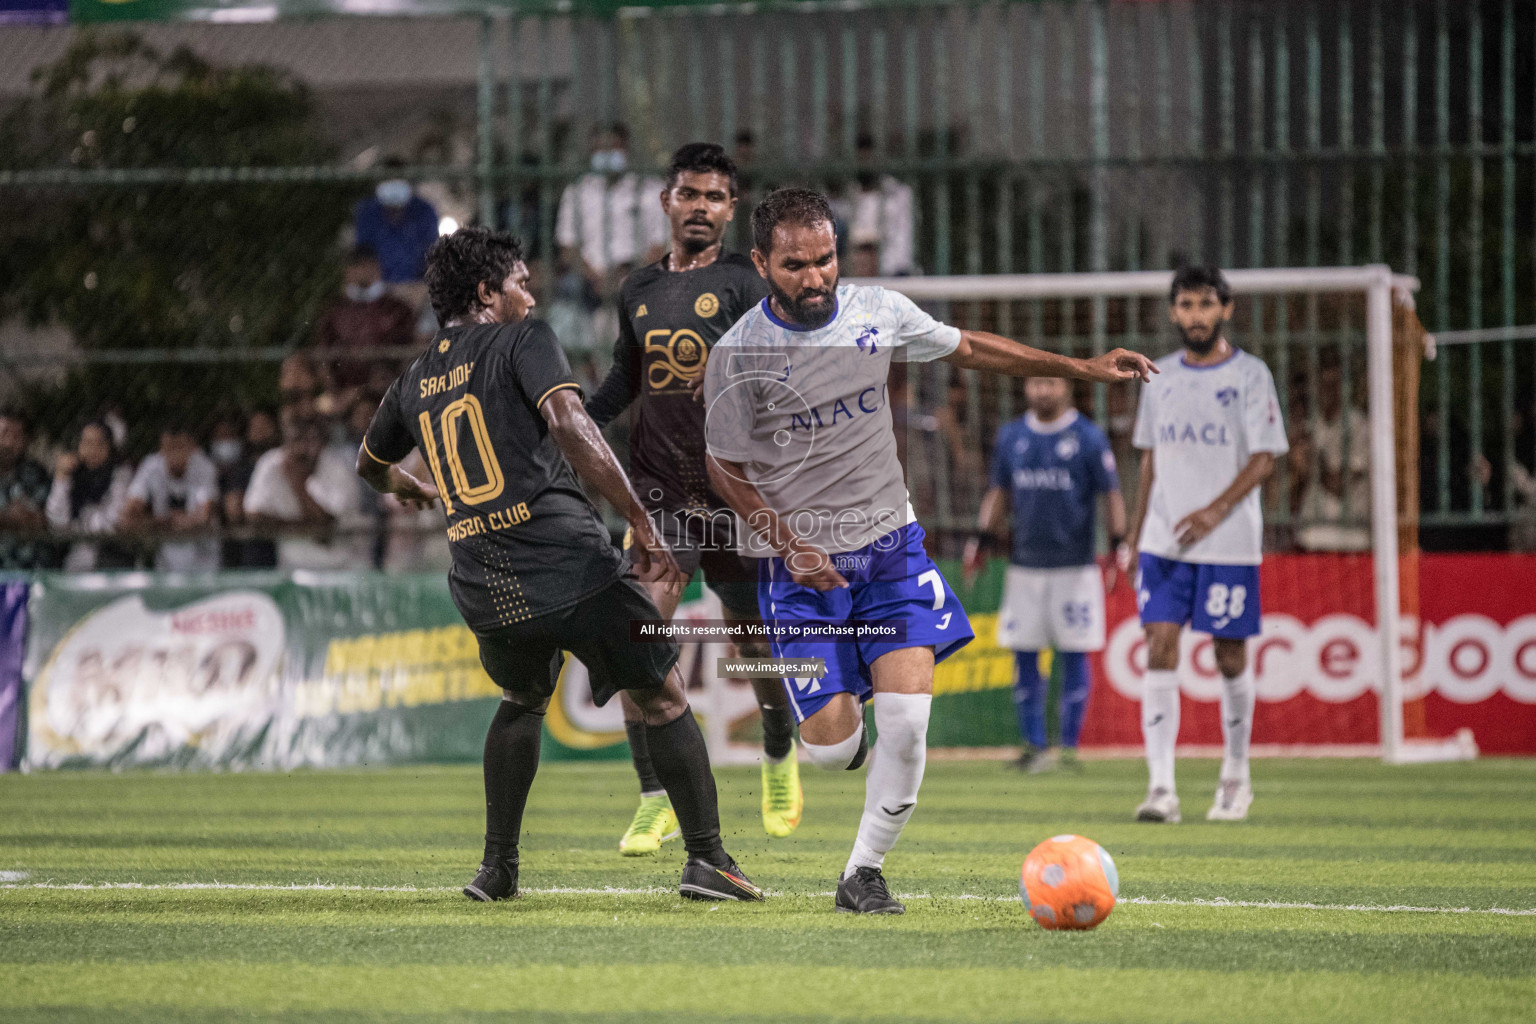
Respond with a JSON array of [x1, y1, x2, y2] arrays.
[[472, 576, 679, 707], [628, 508, 761, 620]]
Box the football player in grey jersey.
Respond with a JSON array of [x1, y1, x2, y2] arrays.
[[702, 188, 1155, 913]]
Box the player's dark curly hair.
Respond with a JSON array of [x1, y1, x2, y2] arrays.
[[752, 187, 834, 255], [1169, 264, 1232, 305], [667, 142, 739, 195], [424, 227, 526, 324]]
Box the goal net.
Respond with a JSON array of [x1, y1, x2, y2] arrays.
[[855, 267, 1477, 765]]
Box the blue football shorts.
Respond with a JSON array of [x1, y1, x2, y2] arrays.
[[759, 522, 975, 721], [1136, 552, 1262, 639]]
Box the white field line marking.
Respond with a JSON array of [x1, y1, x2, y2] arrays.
[[0, 871, 30, 882], [1, 881, 1533, 916]]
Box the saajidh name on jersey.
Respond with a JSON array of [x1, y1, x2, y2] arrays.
[[421, 361, 475, 398]]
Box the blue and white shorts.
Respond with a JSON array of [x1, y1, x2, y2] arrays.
[[1136, 552, 1262, 639], [760, 522, 974, 721]]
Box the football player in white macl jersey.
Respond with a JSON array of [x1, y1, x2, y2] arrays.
[[1125, 265, 1289, 824]]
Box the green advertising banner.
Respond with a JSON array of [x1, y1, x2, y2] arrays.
[[23, 571, 507, 769], [21, 564, 1019, 770]]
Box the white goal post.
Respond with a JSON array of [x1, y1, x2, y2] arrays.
[[850, 266, 1471, 765]]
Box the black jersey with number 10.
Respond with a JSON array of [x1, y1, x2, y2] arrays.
[[363, 319, 623, 630]]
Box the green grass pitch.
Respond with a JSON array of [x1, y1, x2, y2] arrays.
[[1, 757, 1533, 1023]]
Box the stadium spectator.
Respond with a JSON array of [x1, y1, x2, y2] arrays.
[[120, 422, 220, 572], [0, 407, 51, 570], [354, 158, 440, 305], [47, 420, 134, 571], [278, 352, 327, 421], [500, 152, 547, 265], [886, 368, 949, 520], [219, 409, 281, 569], [326, 395, 389, 568], [557, 123, 668, 288], [410, 123, 474, 240], [552, 123, 668, 370], [1418, 409, 1499, 551], [312, 246, 417, 392], [936, 372, 984, 511], [842, 133, 915, 277], [96, 399, 128, 449], [207, 412, 247, 477], [1510, 409, 1536, 551], [732, 130, 757, 189], [1293, 359, 1371, 552], [243, 415, 366, 570], [729, 130, 761, 250]]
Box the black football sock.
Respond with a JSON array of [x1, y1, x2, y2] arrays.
[[644, 709, 727, 866], [482, 700, 545, 861], [760, 703, 796, 761], [625, 720, 665, 795]]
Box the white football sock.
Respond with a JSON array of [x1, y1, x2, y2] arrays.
[[1219, 668, 1255, 785], [1141, 670, 1181, 793], [843, 692, 930, 879]]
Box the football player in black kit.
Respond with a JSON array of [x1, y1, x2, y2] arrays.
[[357, 226, 763, 903], [587, 143, 804, 853]]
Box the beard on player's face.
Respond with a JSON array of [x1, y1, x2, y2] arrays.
[[1177, 316, 1224, 356], [768, 271, 838, 329]]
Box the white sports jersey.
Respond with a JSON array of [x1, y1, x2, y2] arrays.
[[1132, 347, 1288, 566], [702, 283, 961, 554]]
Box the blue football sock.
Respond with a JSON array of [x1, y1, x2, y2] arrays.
[[1058, 651, 1092, 749], [1012, 651, 1048, 750]]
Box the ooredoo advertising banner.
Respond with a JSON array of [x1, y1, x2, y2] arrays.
[[1084, 553, 1536, 755]]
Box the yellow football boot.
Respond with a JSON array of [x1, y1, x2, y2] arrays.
[[619, 794, 680, 856], [761, 748, 804, 838]]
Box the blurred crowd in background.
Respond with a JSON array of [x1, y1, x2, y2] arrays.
[[0, 122, 931, 575], [3, 110, 1535, 573]]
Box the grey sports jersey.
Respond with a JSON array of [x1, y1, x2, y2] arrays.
[[701, 283, 962, 555]]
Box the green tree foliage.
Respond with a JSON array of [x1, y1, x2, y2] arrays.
[[0, 32, 359, 450]]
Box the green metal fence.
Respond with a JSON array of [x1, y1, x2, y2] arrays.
[[1, 0, 1533, 543]]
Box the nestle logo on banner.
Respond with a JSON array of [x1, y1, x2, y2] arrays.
[[1103, 614, 1536, 705], [171, 608, 257, 634]]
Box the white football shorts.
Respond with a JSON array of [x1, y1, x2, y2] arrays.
[[995, 563, 1107, 653]]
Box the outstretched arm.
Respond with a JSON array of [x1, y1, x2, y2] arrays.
[[540, 389, 680, 583], [943, 330, 1156, 384]]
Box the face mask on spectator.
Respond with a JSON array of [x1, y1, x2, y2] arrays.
[[210, 439, 243, 467], [375, 179, 412, 207], [590, 149, 627, 174], [345, 281, 387, 303]]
